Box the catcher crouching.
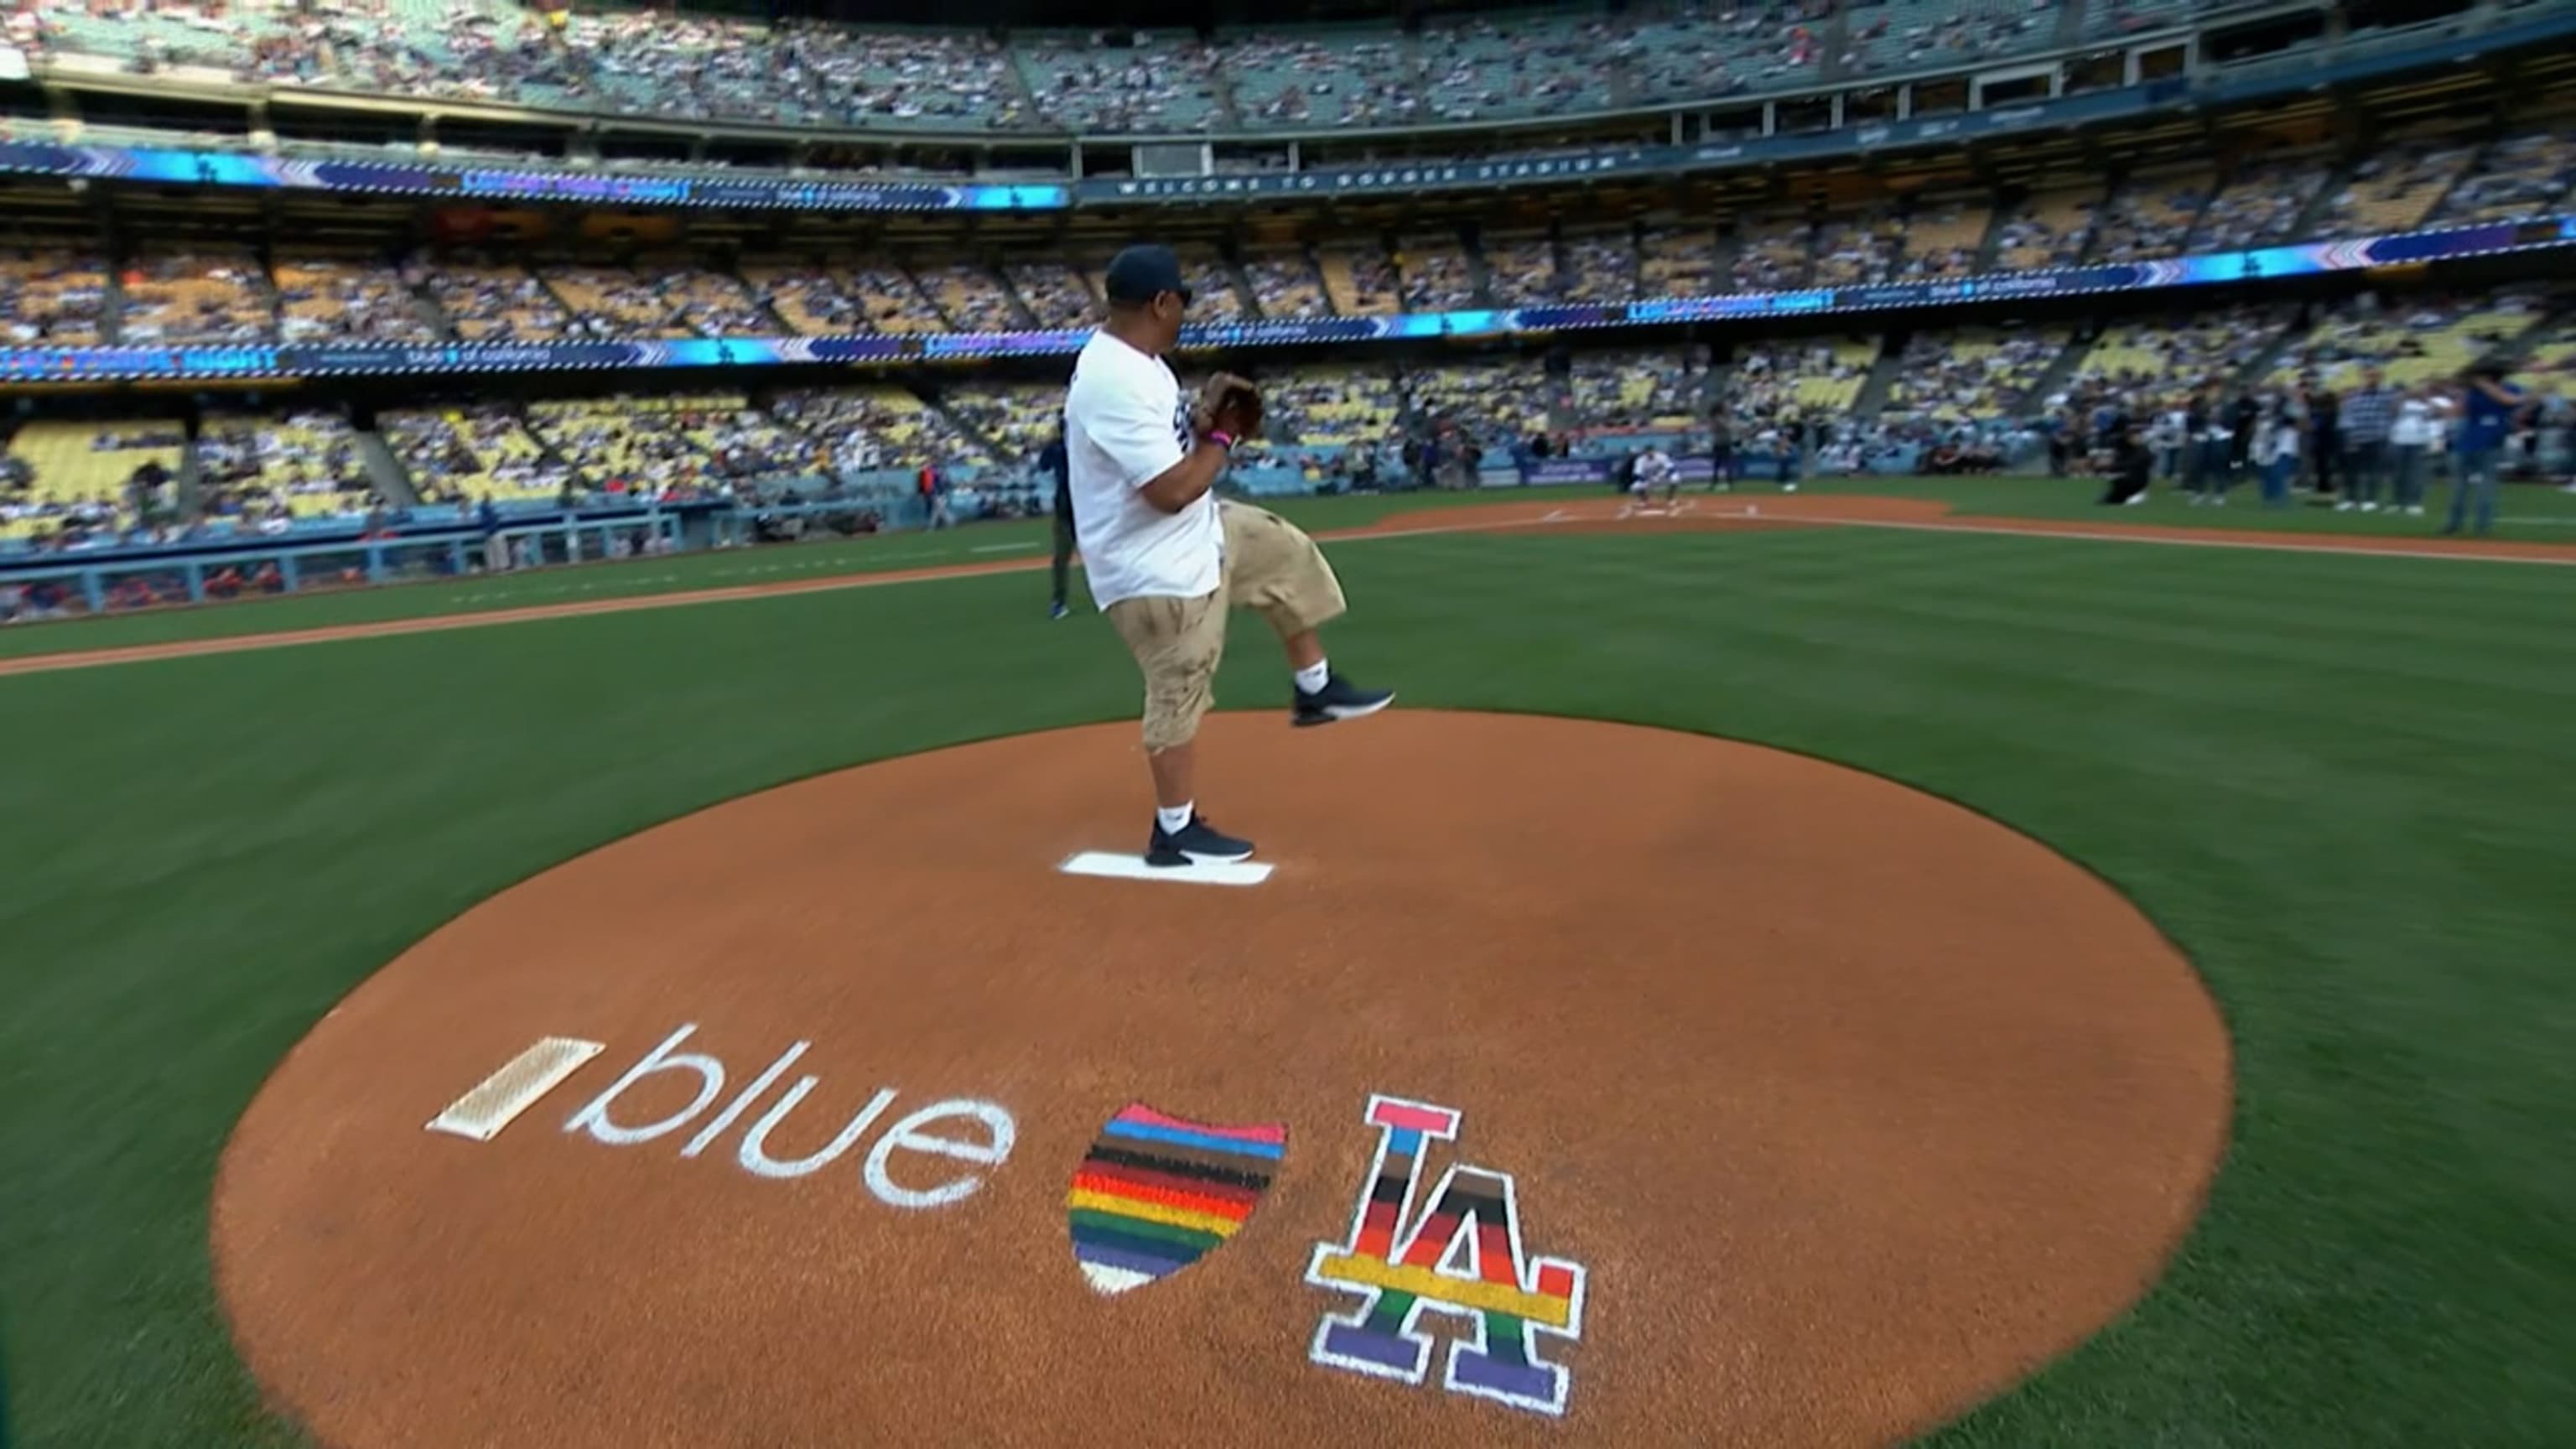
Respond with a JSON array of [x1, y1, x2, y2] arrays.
[[1062, 243, 1395, 868]]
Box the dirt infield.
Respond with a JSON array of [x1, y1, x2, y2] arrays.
[[8, 492, 2575, 679], [214, 711, 2231, 1449]]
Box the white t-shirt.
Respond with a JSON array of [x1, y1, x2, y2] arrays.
[[1063, 330, 1221, 608], [2390, 397, 2433, 447]]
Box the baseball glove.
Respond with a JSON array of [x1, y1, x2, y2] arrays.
[[1194, 371, 1265, 441]]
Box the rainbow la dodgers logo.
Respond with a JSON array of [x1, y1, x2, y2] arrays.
[[1306, 1094, 1588, 1417]]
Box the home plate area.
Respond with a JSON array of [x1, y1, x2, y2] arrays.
[[210, 711, 2230, 1449]]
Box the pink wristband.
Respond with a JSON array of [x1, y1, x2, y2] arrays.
[[1207, 430, 1237, 451]]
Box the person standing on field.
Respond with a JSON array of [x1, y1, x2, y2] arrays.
[[1041, 428, 1074, 619], [2444, 361, 2525, 537], [2339, 366, 2395, 512], [1064, 244, 1394, 869], [2387, 384, 2433, 516], [476, 494, 507, 573]]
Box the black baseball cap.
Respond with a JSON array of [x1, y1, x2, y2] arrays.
[[1104, 244, 1192, 306]]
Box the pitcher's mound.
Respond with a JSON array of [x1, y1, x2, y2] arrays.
[[214, 711, 2230, 1449]]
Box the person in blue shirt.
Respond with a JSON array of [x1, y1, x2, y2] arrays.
[[2444, 361, 2526, 537]]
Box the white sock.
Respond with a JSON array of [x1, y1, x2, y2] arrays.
[[1293, 660, 1331, 694], [1157, 802, 1194, 834]]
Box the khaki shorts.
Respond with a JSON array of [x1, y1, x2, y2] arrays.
[[1106, 501, 1349, 751]]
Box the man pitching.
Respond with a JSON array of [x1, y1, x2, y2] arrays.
[[1065, 244, 1394, 868]]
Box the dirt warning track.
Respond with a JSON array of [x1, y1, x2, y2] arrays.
[[215, 711, 2231, 1449]]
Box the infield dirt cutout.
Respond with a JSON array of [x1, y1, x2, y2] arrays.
[[214, 710, 2231, 1448]]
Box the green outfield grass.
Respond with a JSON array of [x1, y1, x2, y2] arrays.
[[1834, 471, 2576, 534], [3, 475, 2570, 663], [2, 506, 2573, 1447], [0, 491, 1472, 662]]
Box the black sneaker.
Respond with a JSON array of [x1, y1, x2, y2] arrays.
[[1146, 814, 1256, 868], [1292, 672, 1395, 728]]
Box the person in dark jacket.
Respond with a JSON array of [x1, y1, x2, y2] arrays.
[[1041, 430, 1074, 619], [2228, 392, 2261, 479], [2308, 386, 2340, 499], [2099, 425, 2153, 506]]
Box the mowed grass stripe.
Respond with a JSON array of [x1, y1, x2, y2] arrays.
[[1355, 534, 2576, 715], [5, 479, 2569, 666], [1, 528, 2570, 1447]]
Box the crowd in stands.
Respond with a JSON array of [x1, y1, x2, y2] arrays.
[[10, 0, 1935, 135], [1175, 248, 1248, 322], [1317, 241, 1403, 316], [2315, 137, 2477, 237], [2084, 0, 2213, 39], [547, 262, 771, 340], [901, 262, 1017, 332], [771, 387, 988, 474], [1569, 349, 1713, 429], [1007, 262, 1096, 329], [1897, 201, 1991, 280], [938, 382, 1059, 460], [1394, 232, 1480, 311], [2190, 157, 2330, 251], [1416, 13, 1618, 122], [425, 260, 572, 343], [1, 420, 182, 546], [1995, 186, 2100, 270], [1885, 327, 2070, 429], [195, 412, 379, 524], [2093, 169, 2210, 264], [521, 394, 804, 496], [0, 125, 2565, 352], [384, 407, 569, 505], [2074, 305, 2293, 395], [1221, 31, 1418, 128], [1843, 0, 2056, 75], [2433, 127, 2576, 225], [8, 282, 2569, 571], [1732, 213, 1813, 291], [1258, 364, 1403, 448], [1019, 31, 1222, 132], [1562, 229, 1642, 303], [1810, 216, 1903, 287], [1242, 250, 1332, 319], [2268, 291, 2548, 392], [117, 247, 270, 345], [1637, 226, 1717, 300], [273, 253, 438, 345], [1622, 1, 1828, 102], [0, 247, 110, 345], [1727, 340, 1877, 429]]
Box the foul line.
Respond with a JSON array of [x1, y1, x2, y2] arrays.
[[4, 501, 2572, 678]]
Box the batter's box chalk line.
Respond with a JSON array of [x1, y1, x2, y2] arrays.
[[1058, 850, 1275, 887]]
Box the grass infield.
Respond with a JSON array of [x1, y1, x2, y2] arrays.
[[0, 479, 2571, 1446]]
